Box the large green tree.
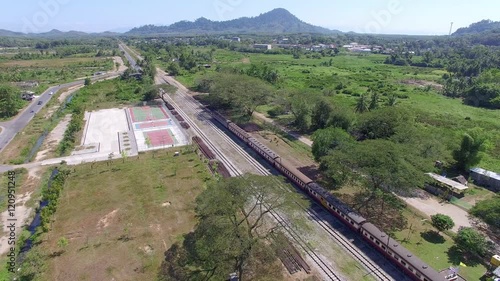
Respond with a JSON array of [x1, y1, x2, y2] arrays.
[[311, 127, 353, 162], [454, 227, 488, 257], [0, 84, 22, 118], [470, 196, 500, 229], [357, 107, 413, 140], [431, 214, 455, 234], [311, 99, 333, 130], [159, 175, 286, 281], [206, 73, 272, 117], [453, 128, 490, 171]]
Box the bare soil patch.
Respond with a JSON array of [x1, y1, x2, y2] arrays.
[[113, 56, 127, 72], [35, 114, 72, 161], [401, 79, 443, 90]]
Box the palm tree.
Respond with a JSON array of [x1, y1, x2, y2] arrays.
[[369, 93, 380, 110], [386, 95, 398, 107], [355, 94, 369, 113]]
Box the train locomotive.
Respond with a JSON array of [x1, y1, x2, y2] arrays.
[[211, 111, 446, 281]]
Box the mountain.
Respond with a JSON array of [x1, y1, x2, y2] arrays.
[[453, 20, 500, 36], [0, 29, 24, 37], [127, 8, 339, 35], [0, 28, 121, 38]]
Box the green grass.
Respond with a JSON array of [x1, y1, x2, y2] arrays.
[[394, 209, 487, 281], [69, 78, 144, 111], [0, 57, 114, 85], [164, 48, 500, 171], [21, 149, 211, 281]]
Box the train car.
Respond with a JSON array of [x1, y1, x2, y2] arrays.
[[361, 223, 443, 281], [247, 137, 280, 163], [228, 122, 251, 142], [210, 111, 444, 280], [274, 158, 313, 188], [211, 111, 230, 127], [307, 182, 366, 231]]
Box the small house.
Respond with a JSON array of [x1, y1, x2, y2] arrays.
[[470, 168, 500, 192], [253, 44, 272, 50], [452, 175, 468, 186]]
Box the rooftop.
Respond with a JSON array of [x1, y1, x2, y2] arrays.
[[470, 167, 500, 181], [427, 173, 469, 191]]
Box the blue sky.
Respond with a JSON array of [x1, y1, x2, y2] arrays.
[[1, 0, 498, 35]]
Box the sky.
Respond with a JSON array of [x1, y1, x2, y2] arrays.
[[1, 0, 499, 35]]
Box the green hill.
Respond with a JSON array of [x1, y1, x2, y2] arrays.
[[127, 8, 339, 35]]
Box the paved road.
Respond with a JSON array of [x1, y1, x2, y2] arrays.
[[0, 73, 121, 154]]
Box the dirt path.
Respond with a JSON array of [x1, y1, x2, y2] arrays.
[[252, 112, 313, 147], [58, 85, 84, 103], [34, 114, 72, 162], [402, 195, 471, 232], [112, 56, 126, 72]]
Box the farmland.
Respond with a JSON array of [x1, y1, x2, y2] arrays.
[[160, 47, 500, 171]]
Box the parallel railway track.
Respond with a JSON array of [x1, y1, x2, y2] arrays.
[[159, 75, 402, 281]]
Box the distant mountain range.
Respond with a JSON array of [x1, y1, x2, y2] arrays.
[[127, 8, 340, 35], [0, 10, 498, 38], [453, 19, 500, 36], [0, 28, 119, 38]]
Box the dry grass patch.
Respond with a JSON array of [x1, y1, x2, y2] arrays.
[[0, 57, 110, 68], [39, 150, 210, 281]]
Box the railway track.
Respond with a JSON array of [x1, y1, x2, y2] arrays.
[[159, 75, 402, 281], [161, 88, 342, 281]]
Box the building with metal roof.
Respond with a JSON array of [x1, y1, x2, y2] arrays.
[[426, 173, 468, 193], [470, 168, 500, 192]]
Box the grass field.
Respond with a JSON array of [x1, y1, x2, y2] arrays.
[[169, 48, 500, 170], [0, 57, 114, 85], [69, 78, 144, 112], [28, 149, 211, 281], [394, 208, 487, 281]]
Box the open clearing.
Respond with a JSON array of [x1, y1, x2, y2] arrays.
[[81, 108, 129, 155], [39, 150, 209, 281], [0, 57, 111, 68]]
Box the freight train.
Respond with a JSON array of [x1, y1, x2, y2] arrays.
[[211, 111, 447, 281]]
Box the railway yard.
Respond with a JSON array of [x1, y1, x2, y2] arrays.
[[156, 71, 411, 281]]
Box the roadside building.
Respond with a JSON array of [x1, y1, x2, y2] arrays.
[[21, 91, 35, 101], [253, 44, 272, 50], [470, 168, 500, 192], [426, 173, 469, 199]]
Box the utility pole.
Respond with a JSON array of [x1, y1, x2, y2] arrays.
[[449, 22, 454, 36]]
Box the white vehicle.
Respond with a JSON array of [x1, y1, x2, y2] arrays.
[[49, 92, 53, 95]]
